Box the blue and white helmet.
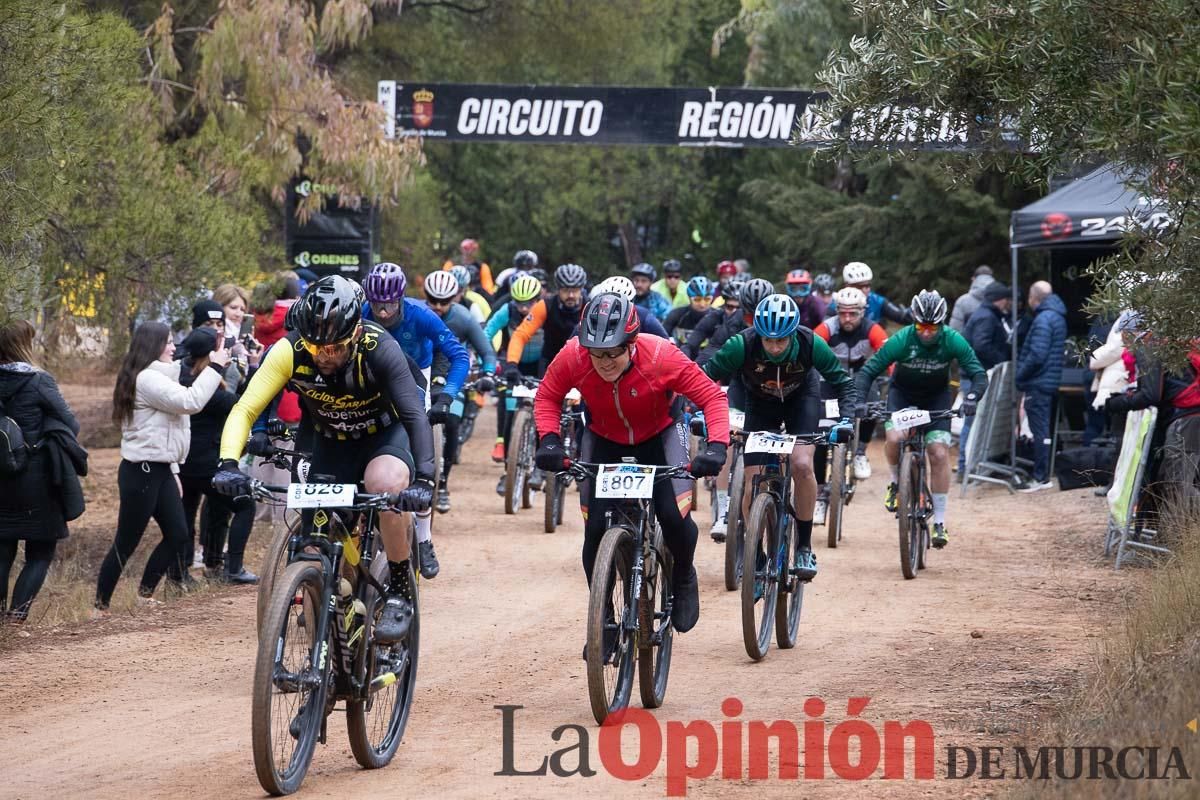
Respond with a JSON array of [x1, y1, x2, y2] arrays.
[[686, 275, 713, 299], [753, 294, 801, 339]]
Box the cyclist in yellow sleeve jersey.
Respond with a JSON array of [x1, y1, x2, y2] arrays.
[[213, 276, 435, 643]]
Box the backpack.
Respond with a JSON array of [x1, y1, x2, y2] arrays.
[[0, 393, 30, 475], [1170, 349, 1200, 409]]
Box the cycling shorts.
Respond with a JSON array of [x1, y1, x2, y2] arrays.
[[885, 385, 953, 445], [743, 391, 821, 467], [308, 422, 416, 486]]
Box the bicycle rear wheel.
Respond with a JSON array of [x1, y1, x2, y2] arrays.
[[637, 545, 674, 709], [741, 492, 779, 661], [775, 517, 804, 649], [587, 527, 636, 724], [347, 556, 419, 769], [897, 451, 922, 579], [251, 561, 330, 796], [827, 446, 846, 549], [504, 407, 531, 515], [724, 453, 746, 591], [520, 412, 535, 509], [543, 472, 559, 533]]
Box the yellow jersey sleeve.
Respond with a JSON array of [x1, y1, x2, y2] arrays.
[[219, 340, 295, 461]]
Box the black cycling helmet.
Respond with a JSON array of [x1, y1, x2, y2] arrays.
[[527, 267, 550, 287], [661, 258, 682, 276], [513, 249, 539, 270], [293, 275, 363, 344], [578, 293, 640, 349], [813, 272, 836, 294], [720, 280, 742, 302], [554, 263, 587, 289], [739, 278, 775, 312], [910, 289, 949, 324], [630, 262, 656, 281]]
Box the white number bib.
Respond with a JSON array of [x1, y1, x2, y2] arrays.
[[595, 464, 656, 499], [744, 431, 797, 455], [729, 410, 745, 431], [824, 399, 840, 420], [890, 408, 932, 432], [511, 384, 537, 400], [286, 483, 357, 509]]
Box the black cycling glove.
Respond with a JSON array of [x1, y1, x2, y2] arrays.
[[689, 441, 727, 478]]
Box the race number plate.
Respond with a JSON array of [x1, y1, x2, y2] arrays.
[[286, 483, 357, 509], [744, 431, 797, 455], [824, 399, 840, 420], [595, 464, 656, 499], [729, 410, 745, 431], [511, 384, 537, 400], [890, 408, 931, 432]]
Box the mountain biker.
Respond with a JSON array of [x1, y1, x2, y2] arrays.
[[715, 260, 739, 293], [685, 278, 774, 365], [664, 276, 714, 346], [441, 238, 495, 299], [812, 287, 889, 521], [423, 270, 497, 514], [812, 272, 836, 305], [507, 264, 589, 374], [703, 294, 856, 581], [853, 290, 988, 548], [827, 262, 914, 325], [784, 269, 827, 330], [450, 265, 491, 324], [591, 276, 670, 339], [489, 250, 540, 315], [631, 262, 672, 321], [532, 293, 731, 645], [213, 276, 435, 643], [651, 259, 689, 310], [361, 262, 471, 580], [486, 273, 544, 492]]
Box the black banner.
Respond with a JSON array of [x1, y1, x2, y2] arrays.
[[378, 81, 823, 148], [285, 179, 378, 279]]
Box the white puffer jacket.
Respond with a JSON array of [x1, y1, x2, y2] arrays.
[[120, 360, 222, 472], [1088, 323, 1129, 409]]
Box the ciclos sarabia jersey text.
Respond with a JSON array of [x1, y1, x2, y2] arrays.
[[855, 324, 989, 401], [219, 321, 436, 480]]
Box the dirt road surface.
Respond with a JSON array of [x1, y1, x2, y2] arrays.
[[0, 418, 1129, 799]]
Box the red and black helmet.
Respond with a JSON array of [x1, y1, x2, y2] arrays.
[[578, 293, 639, 349], [716, 260, 738, 278]]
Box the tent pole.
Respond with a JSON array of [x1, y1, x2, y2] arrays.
[[1010, 241, 1020, 477]]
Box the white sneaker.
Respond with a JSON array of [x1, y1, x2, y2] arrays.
[[813, 499, 828, 526], [711, 492, 729, 540], [853, 454, 872, 480], [1018, 480, 1054, 493]]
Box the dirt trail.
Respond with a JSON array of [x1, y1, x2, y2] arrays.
[[0, 419, 1132, 799]]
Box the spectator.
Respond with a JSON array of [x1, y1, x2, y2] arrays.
[[174, 328, 259, 585], [959, 282, 1013, 473], [949, 265, 995, 333], [0, 320, 86, 624], [1016, 280, 1068, 492], [251, 271, 302, 350], [93, 322, 228, 617], [212, 283, 262, 389], [1087, 310, 1132, 444]]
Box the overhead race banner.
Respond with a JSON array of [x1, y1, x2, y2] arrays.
[[378, 81, 1031, 150]]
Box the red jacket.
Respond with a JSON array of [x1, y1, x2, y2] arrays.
[[535, 335, 730, 446], [253, 300, 301, 424]]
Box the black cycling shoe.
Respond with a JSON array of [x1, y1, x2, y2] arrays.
[[288, 703, 311, 740], [671, 566, 700, 633], [529, 468, 546, 491], [581, 625, 620, 662], [373, 595, 414, 643], [418, 540, 440, 579]]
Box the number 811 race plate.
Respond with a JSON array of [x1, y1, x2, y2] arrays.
[[594, 464, 656, 499]]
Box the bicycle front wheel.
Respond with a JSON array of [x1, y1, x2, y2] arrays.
[[347, 556, 419, 769], [897, 451, 922, 579], [504, 407, 531, 515], [741, 492, 780, 661], [637, 545, 674, 709], [586, 527, 636, 724], [543, 472, 559, 533], [257, 516, 300, 636], [520, 411, 535, 509], [724, 453, 746, 591], [251, 561, 330, 796]]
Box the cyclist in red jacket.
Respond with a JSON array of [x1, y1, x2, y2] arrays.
[[532, 293, 730, 639]]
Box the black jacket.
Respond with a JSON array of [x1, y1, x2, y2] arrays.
[[0, 365, 82, 541], [963, 302, 1011, 370], [179, 359, 239, 478]]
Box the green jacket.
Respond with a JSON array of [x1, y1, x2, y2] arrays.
[[705, 328, 857, 413], [855, 325, 989, 400], [651, 278, 689, 310]]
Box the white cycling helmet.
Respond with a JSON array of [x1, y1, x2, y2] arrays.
[[424, 270, 459, 301], [833, 286, 867, 312], [593, 275, 636, 302], [842, 261, 873, 285], [494, 267, 517, 289]]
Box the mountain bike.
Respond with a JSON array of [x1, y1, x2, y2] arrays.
[[253, 434, 311, 635], [560, 460, 692, 725], [888, 407, 960, 580], [504, 376, 541, 515], [739, 430, 829, 661], [249, 481, 420, 795], [544, 388, 583, 533], [690, 408, 747, 592], [824, 400, 884, 549]]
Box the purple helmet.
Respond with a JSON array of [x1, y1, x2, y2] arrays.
[[363, 262, 407, 303]]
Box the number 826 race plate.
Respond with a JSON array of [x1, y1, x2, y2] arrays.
[[286, 483, 357, 509]]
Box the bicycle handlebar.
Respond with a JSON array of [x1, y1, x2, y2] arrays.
[[557, 461, 695, 483], [251, 481, 402, 511]]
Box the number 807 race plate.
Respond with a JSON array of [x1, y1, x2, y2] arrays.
[[594, 464, 656, 499]]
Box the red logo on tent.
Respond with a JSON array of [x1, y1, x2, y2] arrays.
[[1040, 212, 1073, 240]]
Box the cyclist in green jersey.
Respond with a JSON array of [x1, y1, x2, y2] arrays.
[[853, 291, 988, 548]]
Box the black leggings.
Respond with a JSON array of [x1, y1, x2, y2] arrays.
[[95, 461, 191, 608], [0, 539, 57, 620], [178, 476, 256, 575], [578, 423, 698, 586], [440, 413, 461, 481]]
